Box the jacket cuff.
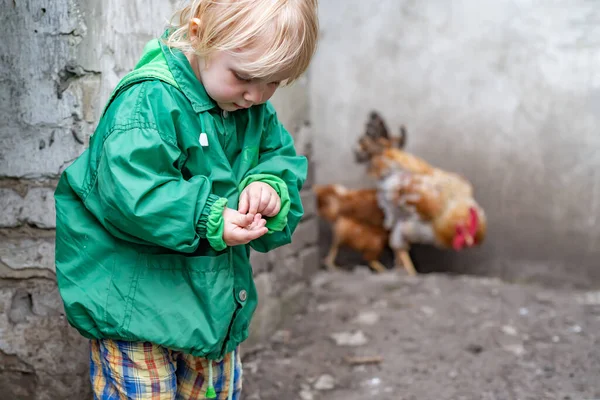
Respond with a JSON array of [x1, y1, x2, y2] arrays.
[[197, 194, 228, 251], [239, 174, 290, 232]]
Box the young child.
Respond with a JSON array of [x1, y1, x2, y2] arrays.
[[54, 1, 319, 398]]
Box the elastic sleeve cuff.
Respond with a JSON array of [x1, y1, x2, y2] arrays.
[[197, 194, 228, 251], [239, 174, 291, 232]]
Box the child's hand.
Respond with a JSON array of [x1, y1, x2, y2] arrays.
[[238, 182, 281, 217], [222, 208, 268, 246]]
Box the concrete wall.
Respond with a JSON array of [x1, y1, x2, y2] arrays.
[[311, 0, 600, 288], [0, 1, 317, 398]]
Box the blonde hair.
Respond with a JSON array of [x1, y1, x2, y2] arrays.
[[165, 0, 319, 85]]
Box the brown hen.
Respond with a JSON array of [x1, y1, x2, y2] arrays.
[[354, 111, 487, 274], [314, 184, 391, 273]]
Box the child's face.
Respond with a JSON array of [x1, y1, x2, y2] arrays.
[[196, 50, 287, 112]]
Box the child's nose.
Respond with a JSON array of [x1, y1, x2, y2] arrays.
[[244, 84, 265, 104]]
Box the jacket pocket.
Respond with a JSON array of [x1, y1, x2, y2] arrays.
[[118, 249, 236, 356]]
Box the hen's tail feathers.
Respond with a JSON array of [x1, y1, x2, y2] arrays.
[[355, 111, 408, 164], [366, 111, 390, 140], [366, 111, 407, 149]]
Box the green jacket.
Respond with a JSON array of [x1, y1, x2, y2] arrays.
[[54, 37, 307, 359]]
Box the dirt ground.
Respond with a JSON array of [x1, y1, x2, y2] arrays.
[[242, 268, 600, 400]]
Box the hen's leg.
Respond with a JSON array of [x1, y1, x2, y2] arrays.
[[368, 260, 387, 273], [389, 220, 418, 275], [323, 238, 340, 270], [395, 249, 417, 276]]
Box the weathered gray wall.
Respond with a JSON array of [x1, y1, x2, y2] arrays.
[[311, 0, 600, 288], [0, 1, 317, 398]]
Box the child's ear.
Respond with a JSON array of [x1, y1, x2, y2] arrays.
[[189, 18, 202, 43]]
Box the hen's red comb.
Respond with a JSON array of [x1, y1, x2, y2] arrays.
[[468, 207, 478, 236]]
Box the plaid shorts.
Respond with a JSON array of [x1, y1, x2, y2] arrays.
[[90, 339, 242, 400]]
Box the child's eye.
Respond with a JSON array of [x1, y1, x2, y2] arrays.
[[233, 72, 252, 82], [269, 81, 281, 86]]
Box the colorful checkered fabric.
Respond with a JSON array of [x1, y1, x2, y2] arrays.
[[89, 339, 242, 400]]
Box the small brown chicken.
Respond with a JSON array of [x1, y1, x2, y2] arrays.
[[354, 111, 487, 274], [314, 184, 390, 273]]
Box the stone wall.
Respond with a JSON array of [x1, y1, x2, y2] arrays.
[[0, 1, 317, 398]]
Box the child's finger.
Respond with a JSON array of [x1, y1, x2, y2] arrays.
[[248, 187, 262, 215], [232, 211, 253, 227], [247, 226, 268, 240], [258, 191, 271, 214], [250, 217, 268, 231], [232, 226, 267, 243], [262, 195, 279, 217], [252, 214, 265, 226], [247, 213, 262, 230], [246, 215, 260, 230], [238, 191, 249, 214]]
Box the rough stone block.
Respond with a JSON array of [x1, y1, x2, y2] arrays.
[[245, 273, 282, 348], [21, 188, 56, 229], [249, 249, 272, 275], [0, 125, 90, 179], [300, 189, 316, 219], [304, 159, 316, 188], [272, 254, 301, 296], [267, 241, 293, 262], [264, 219, 318, 264], [299, 246, 321, 279], [0, 188, 56, 229], [271, 246, 319, 295], [0, 238, 56, 280], [288, 218, 318, 256], [0, 189, 23, 228]]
